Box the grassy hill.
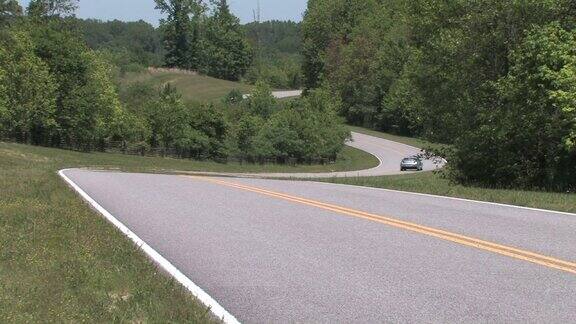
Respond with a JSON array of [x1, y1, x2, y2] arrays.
[[121, 68, 255, 102]]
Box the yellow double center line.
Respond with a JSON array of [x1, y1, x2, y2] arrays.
[[189, 176, 576, 275]]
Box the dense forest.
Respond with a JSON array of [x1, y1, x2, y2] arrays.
[[77, 18, 164, 72], [0, 0, 347, 164], [244, 20, 303, 89], [302, 0, 576, 190]]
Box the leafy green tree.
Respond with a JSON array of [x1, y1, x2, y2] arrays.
[[78, 19, 164, 71], [243, 20, 302, 89], [108, 108, 151, 153], [246, 81, 277, 118], [231, 114, 264, 160], [301, 0, 379, 89], [201, 0, 252, 80], [0, 60, 7, 134], [188, 102, 228, 158], [223, 88, 243, 105], [253, 87, 349, 163], [0, 28, 57, 144], [378, 49, 425, 136], [155, 0, 205, 69], [451, 23, 576, 189], [27, 0, 78, 17], [0, 0, 21, 24], [145, 84, 188, 151], [30, 20, 124, 150]]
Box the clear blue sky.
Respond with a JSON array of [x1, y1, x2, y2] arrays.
[[18, 0, 308, 25]]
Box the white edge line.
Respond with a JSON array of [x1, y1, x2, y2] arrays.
[[307, 178, 576, 217], [58, 169, 241, 324]]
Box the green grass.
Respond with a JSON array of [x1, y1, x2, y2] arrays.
[[0, 141, 378, 321], [327, 127, 576, 214], [0, 143, 224, 322], [121, 69, 254, 102], [322, 172, 576, 214]]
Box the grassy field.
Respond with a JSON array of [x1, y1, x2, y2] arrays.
[[329, 126, 576, 214], [0, 141, 377, 322], [121, 69, 254, 102]]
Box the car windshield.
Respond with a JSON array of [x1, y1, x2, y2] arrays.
[[403, 159, 416, 163]]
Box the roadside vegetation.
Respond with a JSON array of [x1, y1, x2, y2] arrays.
[[324, 172, 576, 214], [302, 0, 576, 192], [0, 0, 351, 167]]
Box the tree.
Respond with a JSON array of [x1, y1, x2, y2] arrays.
[[246, 81, 277, 118], [155, 0, 205, 69], [78, 19, 164, 71], [27, 0, 78, 17], [0, 28, 57, 144], [450, 23, 576, 189], [29, 20, 124, 150], [202, 0, 252, 80], [0, 0, 21, 24], [0, 61, 7, 135]]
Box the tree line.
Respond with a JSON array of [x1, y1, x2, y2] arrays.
[[302, 0, 576, 190], [243, 20, 303, 89], [0, 0, 349, 164], [154, 0, 252, 81], [50, 3, 302, 89], [121, 82, 349, 163], [77, 18, 164, 73]]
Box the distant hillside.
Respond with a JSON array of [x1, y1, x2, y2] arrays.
[[121, 68, 254, 102], [76, 18, 303, 90]]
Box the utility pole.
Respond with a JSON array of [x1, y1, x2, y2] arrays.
[[252, 0, 261, 23]]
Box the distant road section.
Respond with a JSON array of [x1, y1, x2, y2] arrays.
[[271, 90, 303, 99], [243, 90, 303, 100]]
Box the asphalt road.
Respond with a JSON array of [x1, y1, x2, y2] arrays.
[[271, 90, 303, 99], [63, 169, 576, 323], [185, 132, 443, 179]]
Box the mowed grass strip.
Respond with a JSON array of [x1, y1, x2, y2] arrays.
[[0, 145, 221, 322], [0, 141, 378, 322], [121, 70, 254, 102], [328, 127, 576, 214]]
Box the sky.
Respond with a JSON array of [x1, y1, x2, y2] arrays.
[[18, 0, 308, 25]]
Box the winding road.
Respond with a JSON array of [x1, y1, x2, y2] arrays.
[[60, 131, 576, 323], [184, 132, 443, 179]]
